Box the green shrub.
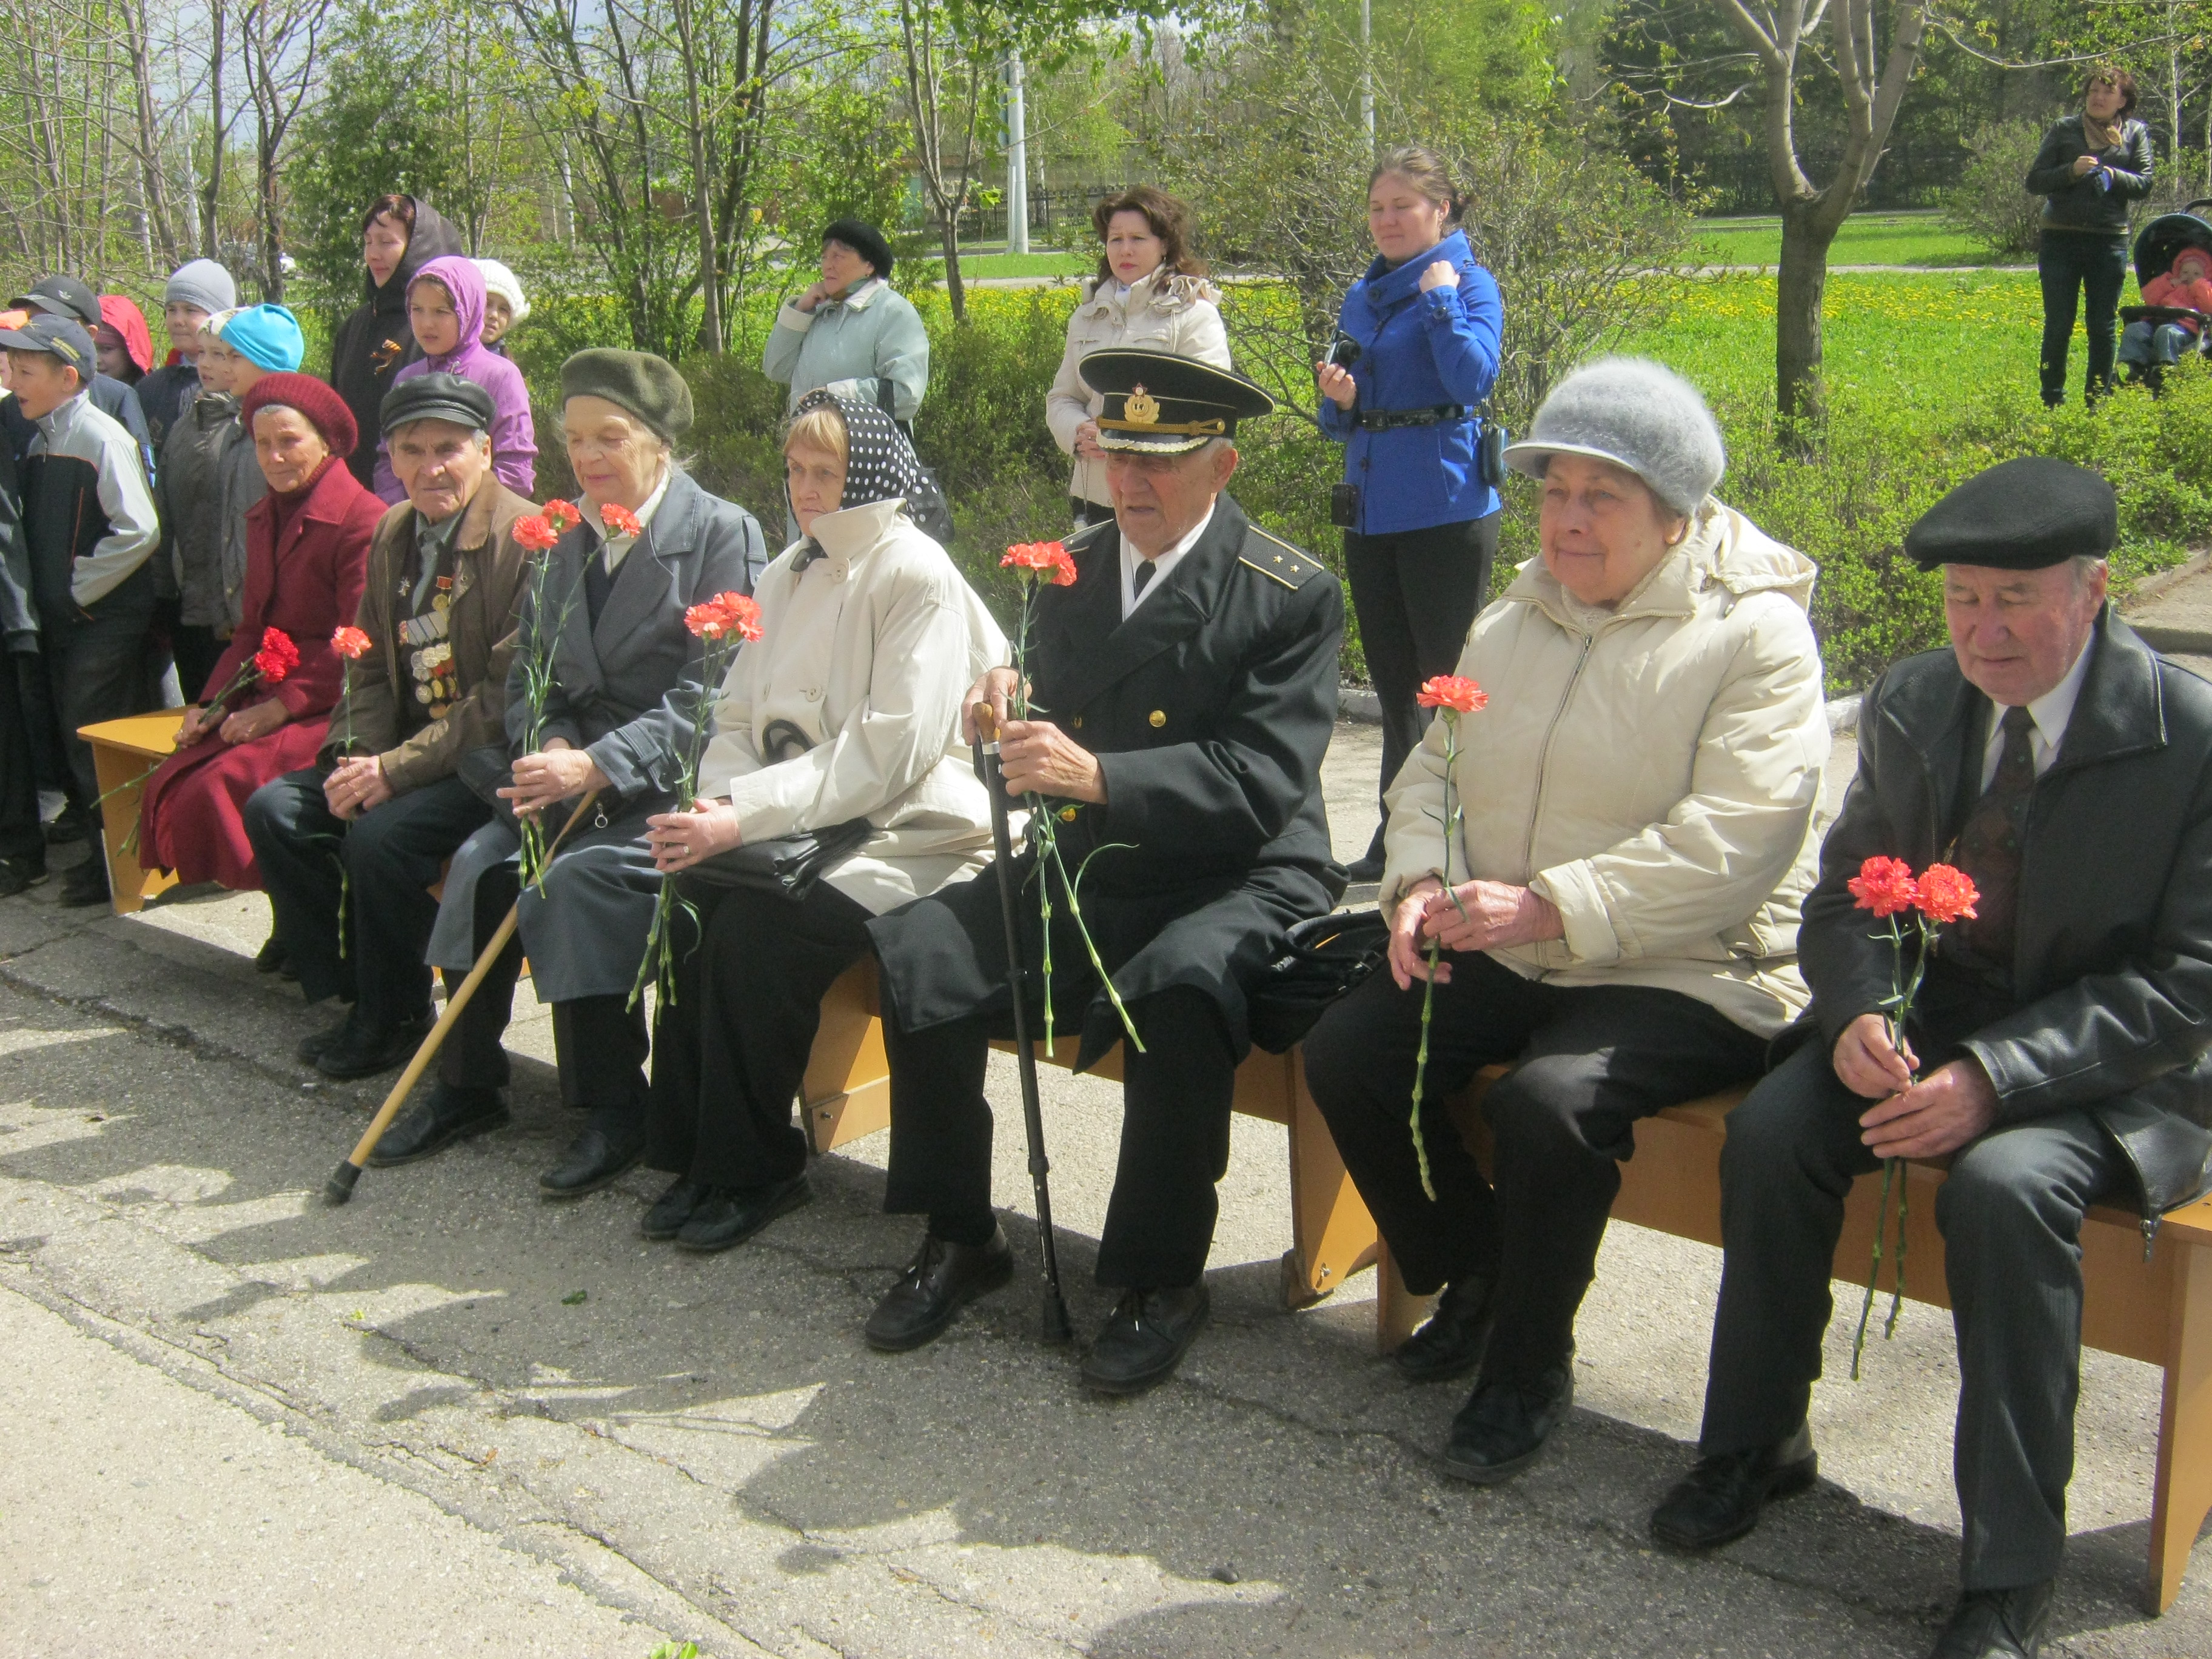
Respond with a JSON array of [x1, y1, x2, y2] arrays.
[[1939, 119, 2048, 263]]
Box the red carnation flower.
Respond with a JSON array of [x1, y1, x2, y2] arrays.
[[1914, 863, 1980, 925], [685, 592, 762, 642], [1416, 674, 1488, 715], [512, 514, 558, 552], [543, 498, 581, 533], [601, 501, 644, 539], [253, 627, 300, 685], [330, 625, 372, 660], [1001, 540, 1077, 586], [1848, 855, 1920, 919]]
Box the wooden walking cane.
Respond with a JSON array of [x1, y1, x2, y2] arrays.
[[324, 788, 604, 1204], [974, 715, 1073, 1345]]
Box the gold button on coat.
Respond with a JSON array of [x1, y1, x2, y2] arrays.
[[1148, 709, 1166, 728]]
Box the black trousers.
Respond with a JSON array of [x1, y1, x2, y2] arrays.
[[243, 769, 491, 1025], [39, 565, 156, 813], [645, 877, 873, 1187], [443, 859, 651, 1118], [2038, 231, 2129, 406], [881, 981, 1238, 1290], [1302, 950, 1766, 1386], [0, 646, 44, 863], [1698, 1039, 2129, 1590], [1342, 512, 1500, 859], [172, 623, 225, 704]]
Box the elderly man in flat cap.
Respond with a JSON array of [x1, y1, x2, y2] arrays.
[[1653, 458, 2212, 1659], [863, 348, 1346, 1393], [244, 374, 539, 1081]]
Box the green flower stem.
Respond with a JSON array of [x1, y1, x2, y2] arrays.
[[628, 631, 738, 1014], [1850, 1155, 1897, 1381], [1406, 708, 1461, 1201]]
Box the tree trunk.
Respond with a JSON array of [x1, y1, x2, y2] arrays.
[[1775, 198, 1840, 428], [940, 206, 967, 323], [200, 0, 225, 259]]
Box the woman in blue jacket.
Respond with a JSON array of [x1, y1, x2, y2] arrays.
[[1316, 146, 1503, 881]]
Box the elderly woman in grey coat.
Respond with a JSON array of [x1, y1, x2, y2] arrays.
[[374, 349, 768, 1195]]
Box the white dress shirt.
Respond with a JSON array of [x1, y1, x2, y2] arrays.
[[585, 466, 672, 575], [1980, 630, 2094, 789], [1119, 503, 1215, 620]]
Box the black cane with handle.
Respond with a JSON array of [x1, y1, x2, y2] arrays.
[[974, 722, 1074, 1346]]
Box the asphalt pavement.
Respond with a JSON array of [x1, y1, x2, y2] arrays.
[[2, 719, 2207, 1657]]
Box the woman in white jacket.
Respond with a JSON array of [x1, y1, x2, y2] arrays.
[[636, 389, 1005, 1253], [1045, 186, 1230, 525], [1302, 358, 1830, 1484]]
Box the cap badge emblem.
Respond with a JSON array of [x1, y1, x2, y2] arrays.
[[1123, 386, 1161, 427]]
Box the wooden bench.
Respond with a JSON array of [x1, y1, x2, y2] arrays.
[[801, 960, 2212, 1612], [79, 709, 188, 915]]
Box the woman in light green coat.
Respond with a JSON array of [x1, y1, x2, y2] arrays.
[[762, 219, 930, 431]]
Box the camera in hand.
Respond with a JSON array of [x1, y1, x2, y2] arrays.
[[1327, 332, 1361, 370]]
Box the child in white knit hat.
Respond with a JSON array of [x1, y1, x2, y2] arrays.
[[473, 258, 531, 357]]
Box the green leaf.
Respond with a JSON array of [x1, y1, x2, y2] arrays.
[[561, 1289, 588, 1305]]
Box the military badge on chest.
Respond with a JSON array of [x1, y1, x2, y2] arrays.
[[400, 607, 457, 717]]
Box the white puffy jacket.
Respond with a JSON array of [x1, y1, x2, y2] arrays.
[[1380, 498, 1831, 1036], [1045, 268, 1230, 508]]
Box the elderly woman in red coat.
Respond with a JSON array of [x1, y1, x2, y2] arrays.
[[140, 374, 381, 905]]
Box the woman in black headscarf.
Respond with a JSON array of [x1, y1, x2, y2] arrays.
[[635, 390, 1001, 1253], [329, 194, 466, 486]]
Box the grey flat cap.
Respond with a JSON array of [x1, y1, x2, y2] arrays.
[[1503, 357, 1725, 514]]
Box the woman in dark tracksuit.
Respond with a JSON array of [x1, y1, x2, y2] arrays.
[[2026, 65, 2153, 407], [1318, 145, 1503, 881]]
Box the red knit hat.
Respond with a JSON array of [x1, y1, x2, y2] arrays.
[[240, 371, 358, 460]]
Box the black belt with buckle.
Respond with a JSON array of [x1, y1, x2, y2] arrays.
[[1353, 404, 1472, 431]]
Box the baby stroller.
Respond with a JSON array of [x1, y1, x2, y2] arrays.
[[2117, 199, 2212, 389]]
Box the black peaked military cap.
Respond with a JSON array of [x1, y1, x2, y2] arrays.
[[1081, 349, 1275, 455], [1903, 457, 2119, 572]]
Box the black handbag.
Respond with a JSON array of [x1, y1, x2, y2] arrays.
[[1247, 908, 1391, 1054], [682, 816, 874, 901]]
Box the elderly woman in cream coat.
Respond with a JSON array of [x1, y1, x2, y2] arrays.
[[636, 389, 1004, 1253], [1302, 357, 1829, 1487], [1044, 186, 1228, 525]]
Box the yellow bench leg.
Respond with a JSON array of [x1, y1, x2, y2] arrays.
[[2151, 1233, 2212, 1612], [1281, 1048, 1379, 1309]]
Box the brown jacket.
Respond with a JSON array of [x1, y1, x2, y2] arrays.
[[325, 478, 538, 793]]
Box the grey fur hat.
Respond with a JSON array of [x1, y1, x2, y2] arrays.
[[1503, 357, 1724, 514]]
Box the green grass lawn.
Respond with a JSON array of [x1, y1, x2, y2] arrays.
[[1690, 210, 1999, 269], [947, 249, 1094, 281]]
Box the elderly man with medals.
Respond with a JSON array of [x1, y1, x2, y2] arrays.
[[245, 374, 538, 1079], [1654, 459, 2212, 1659], [862, 349, 1347, 1393]]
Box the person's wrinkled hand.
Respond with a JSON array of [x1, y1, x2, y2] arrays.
[[2071, 154, 2101, 177], [1387, 878, 1448, 990], [499, 740, 607, 817], [997, 719, 1105, 803], [1858, 1057, 1999, 1160], [1422, 879, 1563, 953], [1074, 420, 1107, 461], [962, 667, 1026, 745], [174, 703, 224, 747], [645, 802, 742, 873], [1832, 1011, 1916, 1101], [1418, 260, 1460, 292], [220, 699, 286, 746], [324, 756, 393, 822]]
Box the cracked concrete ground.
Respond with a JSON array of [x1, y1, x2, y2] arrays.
[[2, 721, 2207, 1657]]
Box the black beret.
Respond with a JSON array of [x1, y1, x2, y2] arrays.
[[1903, 457, 2119, 572], [822, 218, 894, 280], [381, 371, 494, 437], [560, 347, 693, 442]]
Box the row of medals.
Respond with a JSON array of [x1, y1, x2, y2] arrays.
[[402, 578, 457, 719]]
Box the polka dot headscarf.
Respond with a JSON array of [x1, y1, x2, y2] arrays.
[[793, 386, 947, 521]]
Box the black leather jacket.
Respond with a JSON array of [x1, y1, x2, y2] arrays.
[[1801, 609, 2212, 1226], [2026, 114, 2156, 237]]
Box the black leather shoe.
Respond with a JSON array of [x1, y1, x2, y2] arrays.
[[253, 933, 287, 973], [1441, 1362, 1576, 1484], [1395, 1275, 1497, 1383], [540, 1125, 645, 1198], [1929, 1583, 2054, 1658], [366, 1084, 510, 1167], [0, 856, 47, 898], [1081, 1284, 1212, 1395], [676, 1175, 813, 1252], [58, 858, 109, 908], [864, 1228, 1014, 1352], [44, 811, 88, 845], [296, 1010, 356, 1064], [1650, 1423, 1817, 1549], [641, 1177, 711, 1240], [315, 1013, 434, 1080]]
